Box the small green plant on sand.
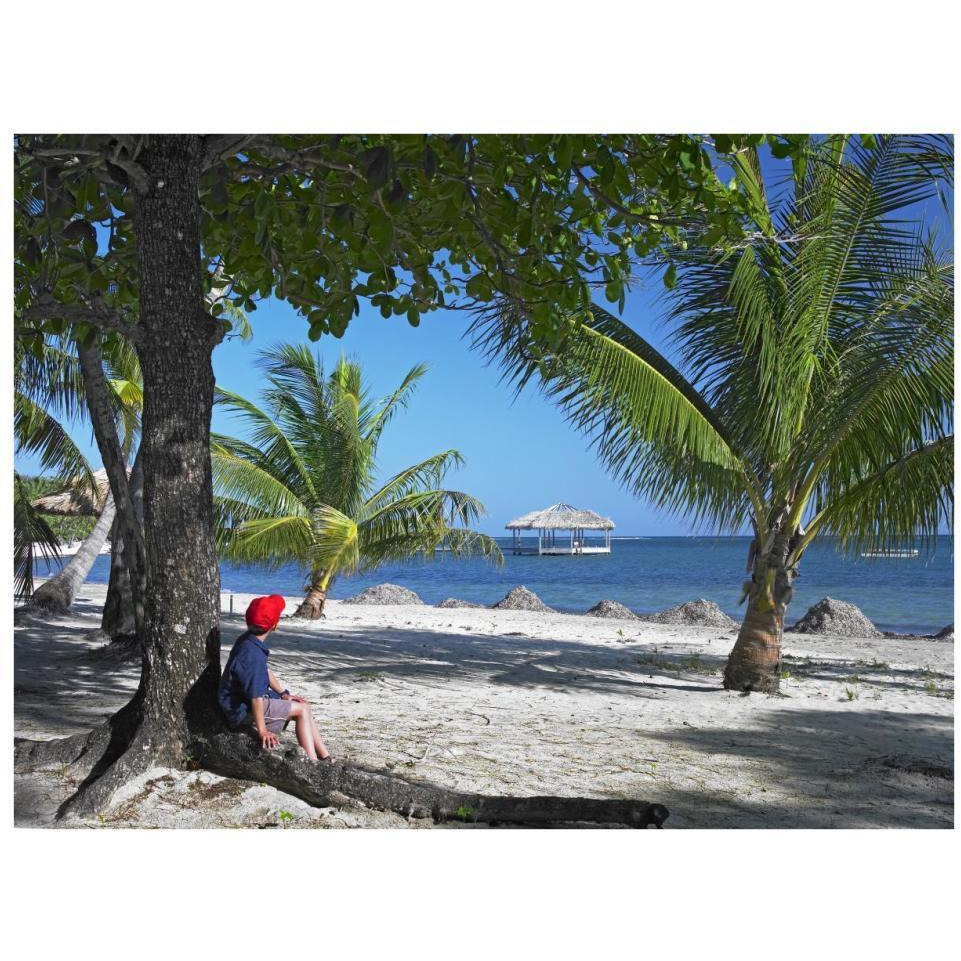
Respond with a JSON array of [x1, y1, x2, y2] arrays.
[[358, 671, 383, 682], [278, 810, 294, 828], [454, 805, 474, 822], [845, 686, 860, 701], [854, 658, 890, 670]]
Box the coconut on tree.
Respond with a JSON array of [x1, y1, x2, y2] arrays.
[[474, 135, 953, 693], [212, 345, 501, 618]]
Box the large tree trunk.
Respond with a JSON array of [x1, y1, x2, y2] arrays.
[[30, 493, 116, 613], [101, 450, 145, 639], [723, 526, 795, 693], [35, 135, 222, 818]]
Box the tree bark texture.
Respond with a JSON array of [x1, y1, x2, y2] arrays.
[[77, 339, 146, 642], [723, 525, 796, 693], [193, 731, 669, 828], [132, 135, 222, 757], [101, 449, 145, 639], [293, 578, 328, 619], [30, 492, 116, 613]]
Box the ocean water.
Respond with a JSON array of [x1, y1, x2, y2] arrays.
[[41, 536, 954, 635]]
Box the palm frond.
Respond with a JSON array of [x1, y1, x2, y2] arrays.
[[364, 450, 465, 513], [14, 472, 61, 597], [470, 299, 764, 528], [219, 514, 314, 569], [799, 436, 953, 557], [14, 391, 97, 494], [306, 503, 360, 577]]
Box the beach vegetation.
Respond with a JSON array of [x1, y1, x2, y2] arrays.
[[19, 132, 929, 819], [212, 346, 500, 618], [474, 135, 953, 695]]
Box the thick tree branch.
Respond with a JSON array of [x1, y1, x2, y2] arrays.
[[194, 730, 669, 828], [24, 298, 142, 342]]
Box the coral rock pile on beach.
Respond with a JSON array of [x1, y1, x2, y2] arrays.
[[435, 597, 486, 609], [788, 597, 880, 637], [342, 583, 424, 606], [583, 599, 640, 621], [492, 586, 555, 613], [641, 598, 739, 629]]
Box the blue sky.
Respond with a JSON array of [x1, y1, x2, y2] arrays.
[[16, 139, 953, 537]]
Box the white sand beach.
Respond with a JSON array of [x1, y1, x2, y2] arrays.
[[14, 583, 954, 829]]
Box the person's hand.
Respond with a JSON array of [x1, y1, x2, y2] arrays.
[[288, 693, 307, 703], [260, 729, 279, 750]]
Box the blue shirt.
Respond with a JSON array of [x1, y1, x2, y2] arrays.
[[217, 632, 282, 728]]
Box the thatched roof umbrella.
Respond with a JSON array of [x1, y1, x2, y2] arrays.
[[505, 502, 614, 554], [31, 469, 113, 517]]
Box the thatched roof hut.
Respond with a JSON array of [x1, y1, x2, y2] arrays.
[[505, 502, 614, 555], [506, 502, 614, 531], [31, 469, 113, 516]]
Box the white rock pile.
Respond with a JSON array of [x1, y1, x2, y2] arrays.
[[584, 599, 640, 621], [641, 598, 738, 629], [342, 583, 424, 606], [491, 586, 555, 613], [788, 597, 880, 637], [436, 597, 486, 609]]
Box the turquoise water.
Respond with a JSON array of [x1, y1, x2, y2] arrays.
[[44, 536, 954, 635]]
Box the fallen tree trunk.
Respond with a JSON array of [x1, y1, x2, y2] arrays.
[[193, 731, 669, 828]]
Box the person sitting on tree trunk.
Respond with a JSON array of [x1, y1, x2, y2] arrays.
[[217, 594, 334, 763]]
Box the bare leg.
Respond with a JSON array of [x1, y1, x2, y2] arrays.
[[287, 702, 318, 761], [301, 702, 331, 760]]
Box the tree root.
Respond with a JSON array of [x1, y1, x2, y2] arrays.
[[193, 730, 669, 828], [14, 693, 149, 820], [17, 721, 669, 827]]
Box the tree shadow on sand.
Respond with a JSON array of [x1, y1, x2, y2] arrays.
[[644, 707, 953, 828]]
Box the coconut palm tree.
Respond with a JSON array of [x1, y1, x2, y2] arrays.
[[14, 473, 62, 599], [14, 334, 141, 613], [212, 346, 501, 618], [473, 135, 953, 693]]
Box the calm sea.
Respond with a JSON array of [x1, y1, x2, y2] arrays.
[[41, 536, 954, 635]]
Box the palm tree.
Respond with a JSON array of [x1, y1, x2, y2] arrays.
[[14, 334, 141, 614], [212, 346, 501, 618], [14, 473, 62, 599], [473, 135, 953, 693]]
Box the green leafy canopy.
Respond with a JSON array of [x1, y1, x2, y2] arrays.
[[15, 134, 759, 350], [473, 135, 953, 560]]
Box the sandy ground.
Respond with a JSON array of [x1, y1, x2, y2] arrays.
[[14, 584, 954, 829]]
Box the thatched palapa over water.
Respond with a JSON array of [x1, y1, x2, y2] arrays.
[[506, 502, 614, 555]]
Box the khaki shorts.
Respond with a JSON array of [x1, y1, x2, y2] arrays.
[[259, 696, 292, 734]]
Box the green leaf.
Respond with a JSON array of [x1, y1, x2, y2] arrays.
[[364, 146, 390, 192]]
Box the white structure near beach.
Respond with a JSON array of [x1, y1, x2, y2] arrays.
[[506, 502, 614, 555]]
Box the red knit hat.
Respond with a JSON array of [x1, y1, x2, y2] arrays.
[[245, 594, 286, 633]]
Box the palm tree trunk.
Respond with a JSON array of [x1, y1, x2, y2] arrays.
[[31, 493, 116, 613], [77, 339, 146, 642], [723, 526, 796, 693], [294, 571, 330, 619], [101, 449, 145, 638], [723, 592, 783, 693]]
